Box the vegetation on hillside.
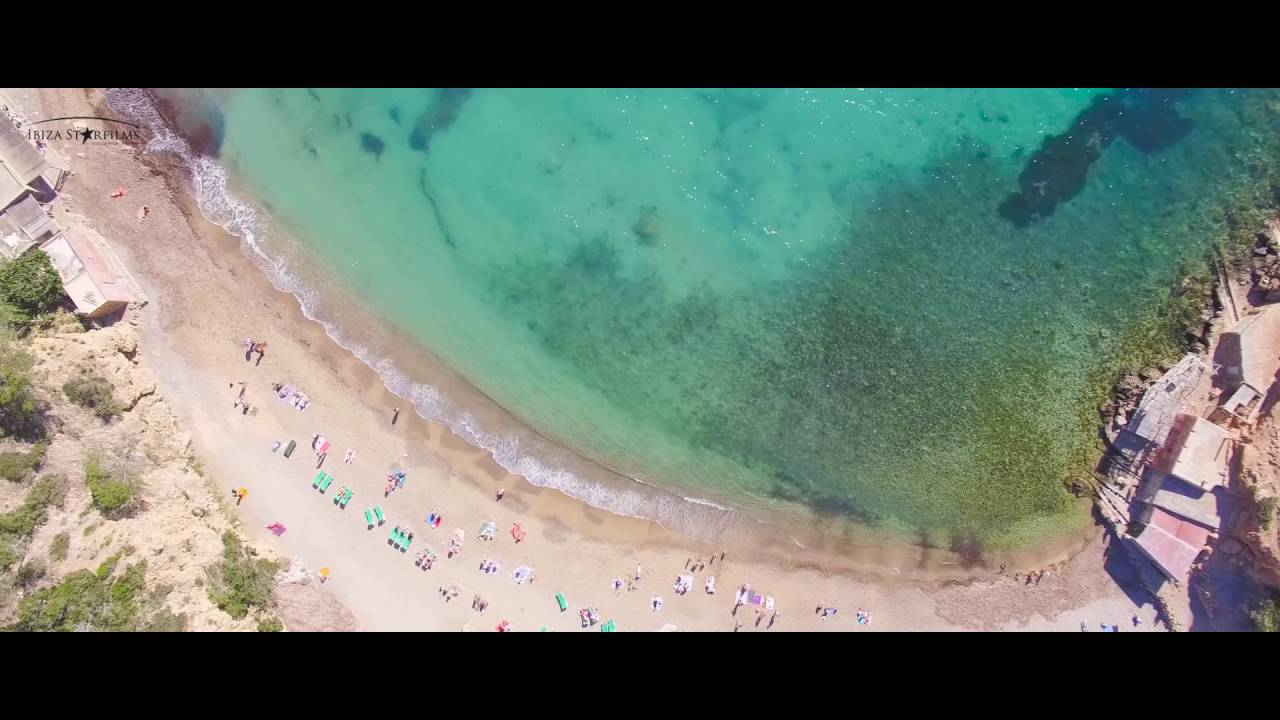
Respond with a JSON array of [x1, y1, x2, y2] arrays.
[[0, 333, 43, 439], [0, 440, 47, 483], [0, 251, 66, 328], [1252, 598, 1280, 632], [7, 552, 184, 632], [207, 531, 277, 620], [84, 454, 140, 518], [0, 473, 67, 573], [63, 375, 121, 420]]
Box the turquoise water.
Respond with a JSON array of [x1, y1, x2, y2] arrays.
[[128, 88, 1280, 545]]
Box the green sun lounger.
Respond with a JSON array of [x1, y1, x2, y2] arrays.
[[336, 487, 353, 507], [312, 471, 325, 488], [556, 592, 567, 612], [374, 505, 385, 525], [401, 534, 412, 551], [389, 528, 401, 544], [364, 509, 373, 528], [318, 474, 334, 493], [341, 489, 353, 508], [601, 620, 615, 632]]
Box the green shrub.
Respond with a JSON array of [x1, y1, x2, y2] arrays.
[[84, 454, 139, 517], [1259, 496, 1277, 533], [143, 608, 188, 632], [48, 531, 69, 562], [9, 558, 150, 632], [0, 543, 16, 573], [0, 440, 47, 482], [1252, 598, 1280, 633], [0, 473, 66, 539], [13, 558, 46, 590], [63, 376, 121, 420], [0, 335, 42, 438], [0, 251, 66, 327], [256, 615, 284, 632], [207, 531, 277, 620]]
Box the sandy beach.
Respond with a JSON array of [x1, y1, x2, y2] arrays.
[[2, 87, 1166, 632]]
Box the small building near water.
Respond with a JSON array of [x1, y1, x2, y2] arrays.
[[39, 232, 132, 318], [1148, 413, 1233, 491], [1216, 303, 1280, 425], [1126, 412, 1234, 583], [0, 115, 62, 211]]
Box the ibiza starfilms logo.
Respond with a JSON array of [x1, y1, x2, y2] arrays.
[[25, 116, 143, 144]]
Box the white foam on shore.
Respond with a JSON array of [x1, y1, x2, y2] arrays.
[[104, 88, 750, 543]]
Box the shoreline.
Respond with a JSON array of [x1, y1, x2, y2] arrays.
[[105, 87, 1099, 571], [4, 87, 1168, 631]]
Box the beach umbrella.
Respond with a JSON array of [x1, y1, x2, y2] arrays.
[[510, 523, 526, 542], [319, 567, 330, 579], [266, 523, 286, 536], [317, 440, 331, 455]]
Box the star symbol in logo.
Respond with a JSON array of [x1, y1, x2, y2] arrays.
[[79, 127, 93, 144]]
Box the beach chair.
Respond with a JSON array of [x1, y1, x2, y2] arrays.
[[555, 592, 567, 612], [402, 534, 412, 551], [600, 620, 616, 633], [374, 505, 385, 525], [334, 487, 347, 505], [389, 528, 402, 545], [364, 509, 373, 528], [318, 474, 334, 493], [339, 488, 353, 508], [312, 471, 325, 488]]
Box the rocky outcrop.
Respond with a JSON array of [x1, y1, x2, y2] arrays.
[[1247, 219, 1280, 302], [1235, 441, 1280, 590]]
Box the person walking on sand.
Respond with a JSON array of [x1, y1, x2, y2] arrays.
[[768, 610, 779, 629], [392, 407, 400, 425], [496, 488, 505, 501], [685, 557, 691, 570], [255, 341, 268, 366]]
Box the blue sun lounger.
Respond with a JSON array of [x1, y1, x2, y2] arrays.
[[373, 505, 385, 525], [318, 474, 334, 493], [364, 509, 373, 528]]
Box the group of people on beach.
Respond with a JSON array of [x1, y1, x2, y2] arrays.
[[274, 382, 312, 412], [244, 337, 268, 366], [684, 552, 724, 573]]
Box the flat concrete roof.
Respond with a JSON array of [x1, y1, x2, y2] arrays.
[[1158, 414, 1232, 490]]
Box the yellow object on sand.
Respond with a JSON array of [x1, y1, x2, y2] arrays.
[[319, 567, 330, 578], [238, 487, 248, 498]]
